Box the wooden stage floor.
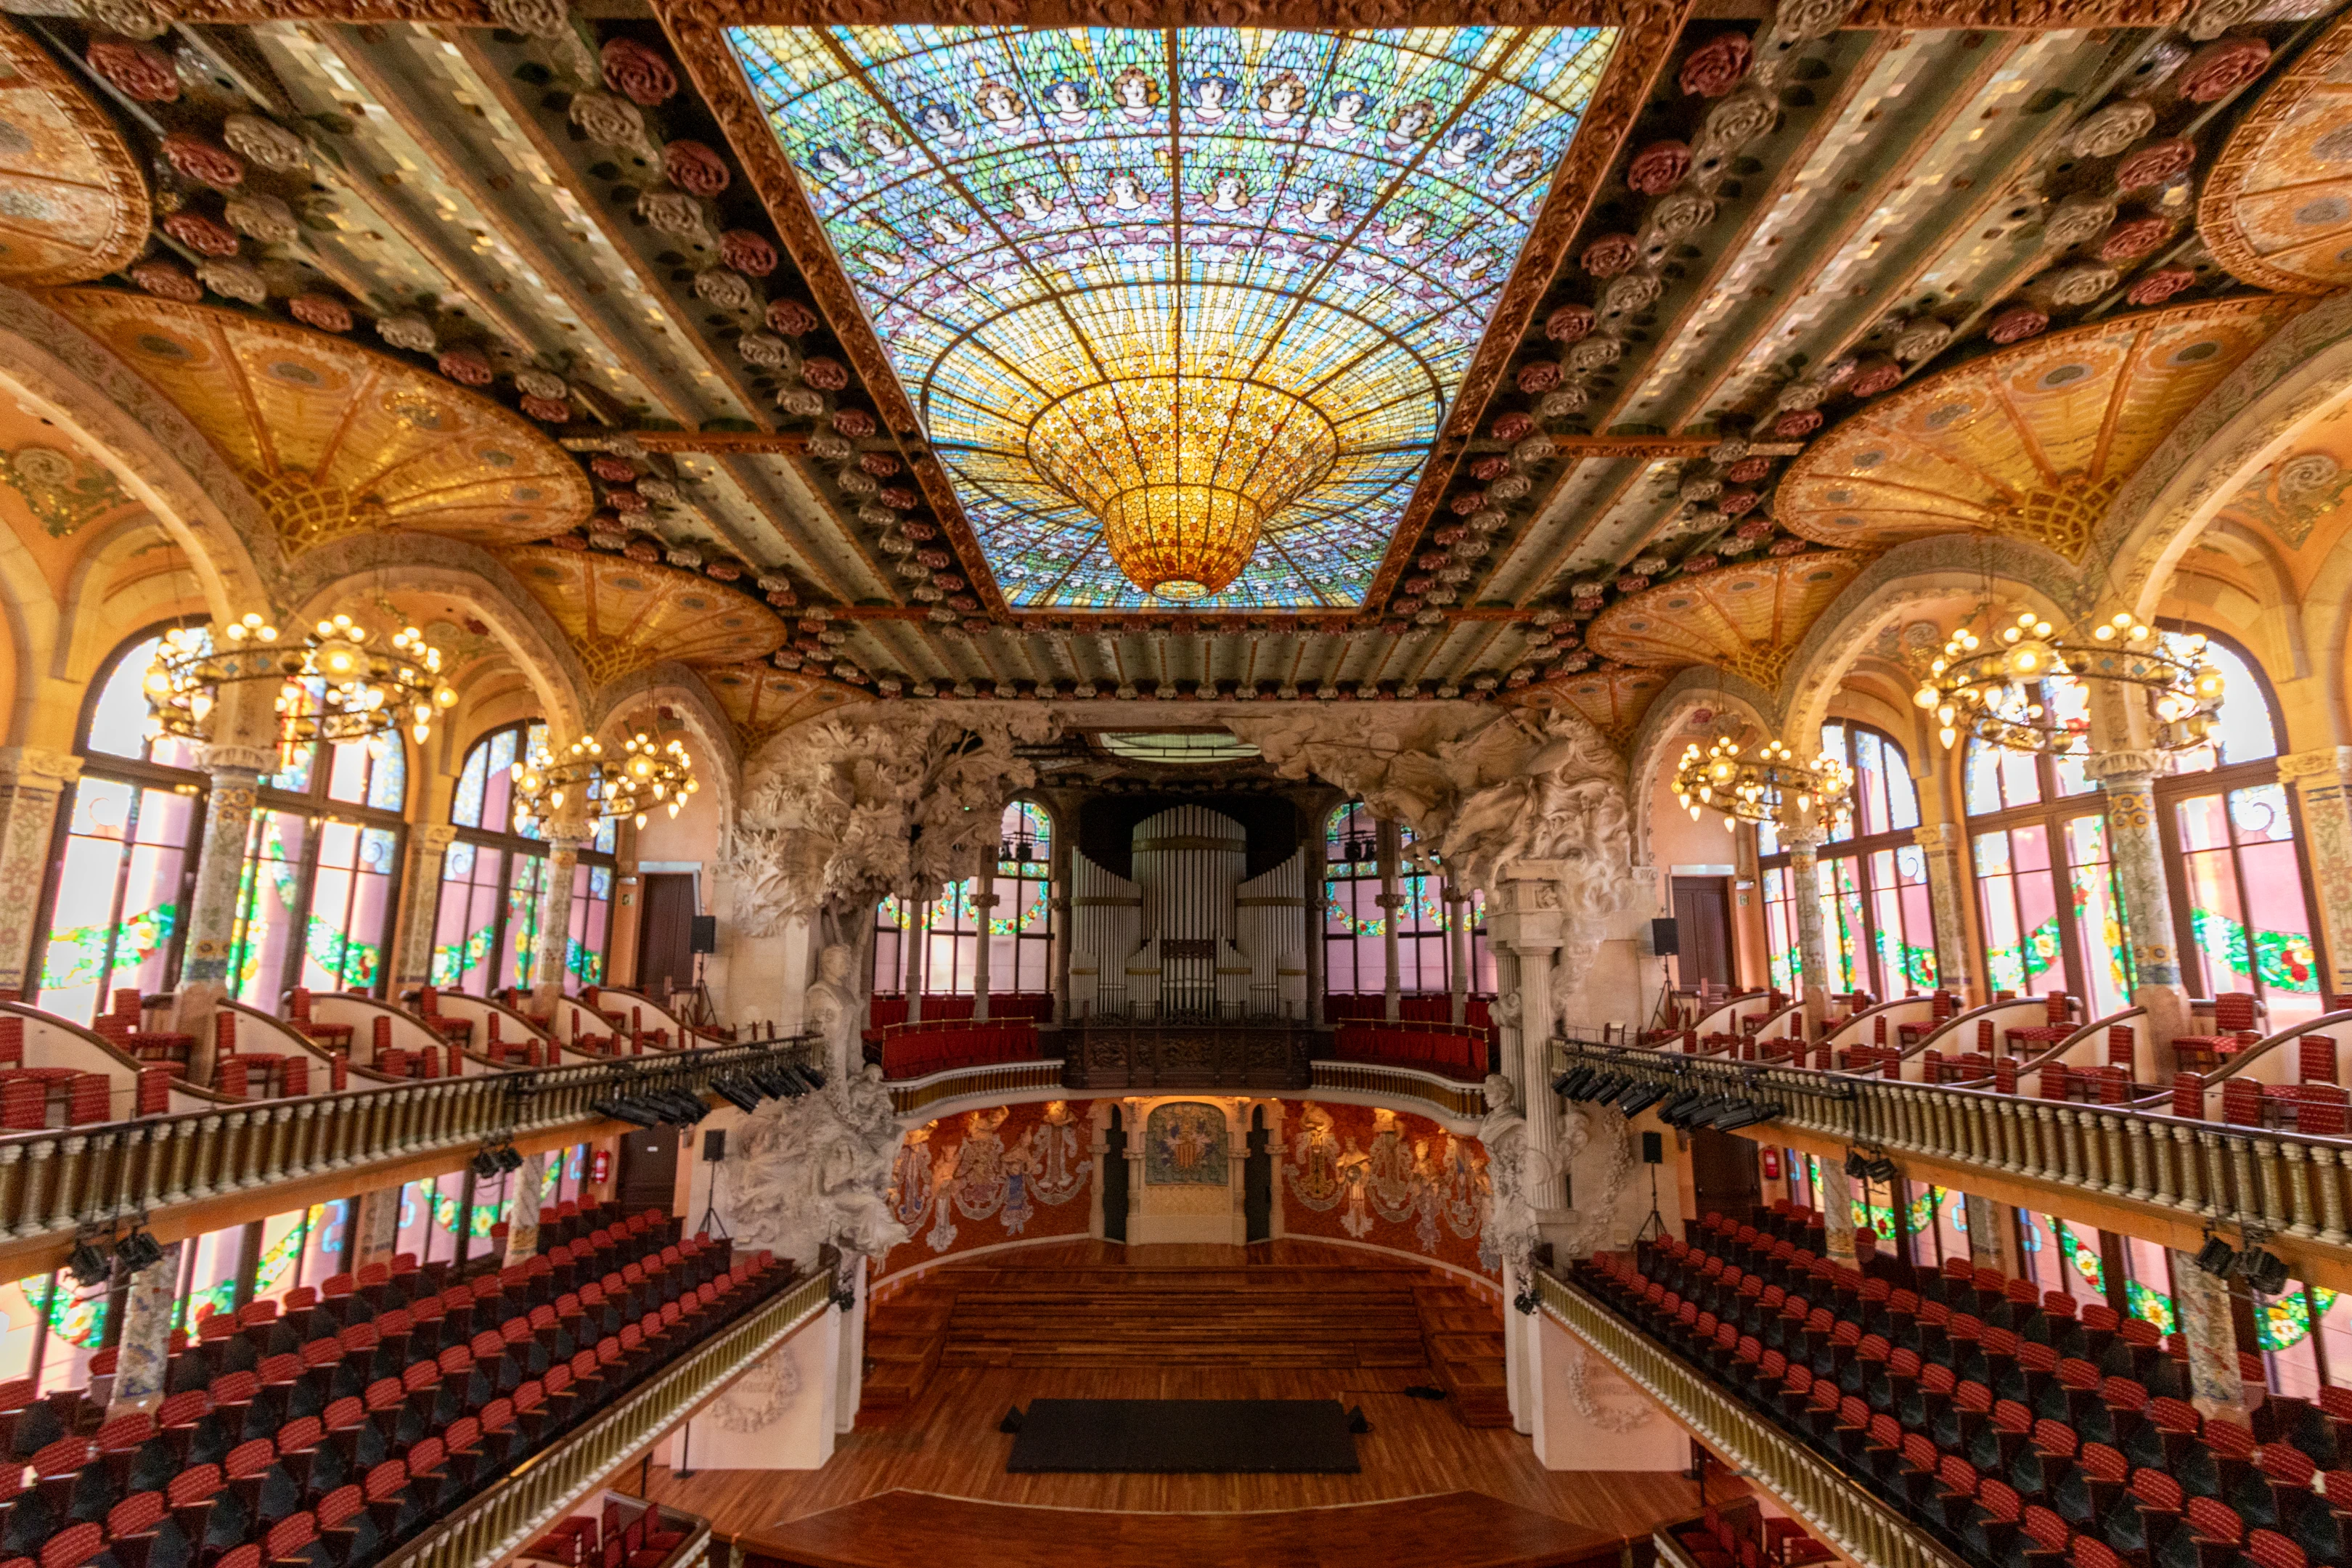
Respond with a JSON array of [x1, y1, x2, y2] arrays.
[[641, 1242, 1734, 1567]]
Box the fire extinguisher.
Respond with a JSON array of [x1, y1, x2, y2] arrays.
[[1760, 1148, 1782, 1180], [591, 1148, 611, 1184]]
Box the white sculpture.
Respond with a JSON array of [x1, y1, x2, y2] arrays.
[[803, 941, 863, 1076], [1477, 1072, 1543, 1276], [724, 1063, 911, 1268]]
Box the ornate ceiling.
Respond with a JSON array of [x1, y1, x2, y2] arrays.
[[0, 0, 2340, 739]]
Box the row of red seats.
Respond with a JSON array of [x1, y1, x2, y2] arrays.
[[1580, 1209, 2341, 1568], [1327, 1024, 1491, 1082], [1672, 1498, 1834, 1568], [0, 1204, 783, 1568], [864, 994, 1053, 1037], [525, 1495, 689, 1568], [880, 1021, 1041, 1079]]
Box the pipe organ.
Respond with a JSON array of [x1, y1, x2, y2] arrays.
[[1068, 805, 1307, 1019]]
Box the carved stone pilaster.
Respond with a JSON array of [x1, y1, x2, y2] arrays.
[[395, 824, 458, 987], [1784, 826, 1830, 1034], [531, 834, 585, 1008], [1911, 821, 1973, 997], [0, 747, 81, 995], [179, 755, 267, 991], [2279, 747, 2352, 997], [2083, 750, 2188, 1037]]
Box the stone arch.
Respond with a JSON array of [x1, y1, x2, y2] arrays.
[[279, 536, 591, 743], [587, 660, 743, 825], [1623, 667, 1776, 871], [0, 286, 274, 619], [2098, 291, 2352, 617]]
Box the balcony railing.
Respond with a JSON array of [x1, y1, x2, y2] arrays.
[[1308, 1060, 1488, 1122], [0, 1037, 814, 1269], [1538, 1270, 1969, 1568], [385, 1265, 836, 1568], [1551, 1035, 2352, 1265]]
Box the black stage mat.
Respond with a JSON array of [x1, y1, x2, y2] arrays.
[[1004, 1398, 1360, 1474]]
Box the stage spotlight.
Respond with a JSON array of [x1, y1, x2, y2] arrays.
[[1864, 1156, 1898, 1184], [63, 1238, 109, 1288], [794, 1063, 827, 1091], [1844, 1151, 1869, 1180], [2242, 1247, 2290, 1295], [1618, 1083, 1668, 1117], [1712, 1101, 1784, 1133], [115, 1228, 164, 1275], [712, 1078, 761, 1114], [592, 1097, 661, 1130], [1658, 1090, 1704, 1124], [2194, 1234, 2237, 1278], [495, 1145, 524, 1173], [470, 1148, 502, 1180]]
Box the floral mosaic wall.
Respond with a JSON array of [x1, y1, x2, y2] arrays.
[[1281, 1101, 1498, 1278], [879, 1098, 1097, 1275]]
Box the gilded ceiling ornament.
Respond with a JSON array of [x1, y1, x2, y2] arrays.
[[80, 0, 168, 41], [195, 258, 266, 304], [221, 115, 308, 174], [487, 0, 570, 36], [1892, 319, 1953, 362], [85, 38, 178, 102], [2044, 194, 2118, 249], [568, 90, 650, 152], [693, 268, 756, 311], [636, 189, 709, 242], [376, 314, 434, 354], [224, 192, 296, 245], [2186, 0, 2258, 38], [2067, 99, 2157, 160]]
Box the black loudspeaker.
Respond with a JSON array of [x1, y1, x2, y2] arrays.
[[689, 914, 717, 954], [702, 1129, 727, 1162], [1651, 917, 1680, 957], [1642, 1131, 1665, 1165]]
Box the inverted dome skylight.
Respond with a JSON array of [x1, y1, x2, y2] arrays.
[[727, 25, 1614, 610]]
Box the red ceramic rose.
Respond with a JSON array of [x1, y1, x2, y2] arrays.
[[1772, 409, 1822, 439], [799, 356, 848, 391], [1626, 140, 1691, 195], [590, 456, 637, 483], [288, 294, 352, 333], [2179, 36, 2270, 103], [2114, 138, 2195, 192], [1987, 303, 2049, 343], [832, 407, 876, 438], [520, 395, 571, 422], [2127, 265, 2197, 306], [767, 299, 820, 337], [600, 38, 677, 107], [1726, 456, 1771, 483], [162, 211, 240, 258], [719, 229, 777, 277], [1546, 303, 1596, 342], [859, 452, 900, 478], [1581, 234, 1640, 278], [130, 261, 202, 303], [86, 39, 179, 102], [1491, 412, 1535, 443], [162, 132, 244, 189], [1678, 33, 1752, 98], [1516, 359, 1561, 393], [438, 347, 494, 385], [2099, 215, 2169, 262], [661, 140, 730, 198]]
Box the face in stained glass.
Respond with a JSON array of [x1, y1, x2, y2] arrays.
[[727, 25, 1614, 609]]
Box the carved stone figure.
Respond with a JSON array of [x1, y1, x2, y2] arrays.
[[724, 1063, 911, 1267], [803, 941, 862, 1074], [1477, 1073, 1540, 1276]]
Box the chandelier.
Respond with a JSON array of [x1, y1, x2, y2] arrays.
[[1028, 374, 1338, 602], [1671, 735, 1853, 830], [1913, 608, 2225, 756], [145, 611, 457, 749], [513, 731, 698, 831]]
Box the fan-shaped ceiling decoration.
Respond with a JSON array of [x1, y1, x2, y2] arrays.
[[504, 547, 788, 687], [0, 20, 147, 286], [47, 290, 594, 547], [1776, 298, 2306, 561], [1530, 666, 1667, 746], [726, 25, 1614, 610], [704, 661, 867, 750], [1585, 552, 1869, 693], [2200, 15, 2352, 295]]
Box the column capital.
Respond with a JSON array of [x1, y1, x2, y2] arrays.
[[970, 892, 1000, 910], [198, 743, 277, 778], [1783, 827, 1827, 855], [2279, 746, 2352, 785], [2082, 748, 2174, 785], [0, 746, 81, 788], [415, 822, 458, 851], [1911, 822, 1964, 852], [1373, 891, 1407, 910]]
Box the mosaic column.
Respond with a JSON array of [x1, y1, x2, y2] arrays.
[[394, 823, 457, 989], [0, 748, 79, 997], [531, 833, 584, 1010], [2171, 1249, 2250, 1426], [971, 891, 997, 1021], [1049, 831, 1073, 1024], [902, 889, 926, 1024], [2086, 749, 2189, 1045], [1911, 822, 1975, 998], [104, 1241, 186, 1418], [1786, 827, 1830, 1037], [351, 1185, 403, 1272], [1446, 890, 1471, 1026], [1963, 1193, 2012, 1274], [2279, 747, 2352, 1000], [1304, 824, 1328, 1029], [173, 744, 272, 1046], [505, 1153, 547, 1265], [1820, 1162, 1858, 1265], [1377, 818, 1402, 1022]]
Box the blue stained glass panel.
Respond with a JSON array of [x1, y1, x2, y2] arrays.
[[726, 24, 1614, 609]]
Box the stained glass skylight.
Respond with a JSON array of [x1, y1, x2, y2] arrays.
[[727, 25, 1615, 610]]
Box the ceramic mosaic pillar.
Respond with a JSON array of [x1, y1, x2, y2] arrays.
[[971, 842, 997, 1021], [1378, 818, 1402, 1022], [105, 1240, 185, 1417], [505, 1153, 547, 1265], [2279, 746, 2352, 999], [1820, 1161, 1858, 1265], [2086, 750, 2189, 1043], [1049, 834, 1073, 1023], [1787, 828, 1830, 1036], [1303, 829, 1327, 1027], [1963, 1193, 2017, 1275], [1447, 891, 1472, 1026], [1912, 822, 1974, 998], [901, 889, 926, 1023], [173, 745, 272, 1048], [0, 748, 79, 996], [394, 824, 457, 989], [2171, 1249, 2250, 1426], [351, 1185, 402, 1272], [531, 833, 584, 1010]]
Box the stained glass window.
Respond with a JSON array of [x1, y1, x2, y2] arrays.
[[1760, 865, 1797, 995], [727, 25, 1614, 608], [1757, 722, 1933, 1003], [1322, 801, 1490, 997], [871, 799, 1055, 995], [435, 722, 617, 997], [1967, 726, 2139, 1013]]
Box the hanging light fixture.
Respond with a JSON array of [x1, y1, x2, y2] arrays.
[[144, 611, 458, 750], [1671, 734, 1853, 830], [1912, 607, 2224, 756], [514, 730, 698, 831]]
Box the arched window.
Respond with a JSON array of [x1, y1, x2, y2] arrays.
[[431, 722, 619, 997], [872, 800, 1054, 995], [219, 685, 409, 1005], [1961, 672, 2134, 1016], [1322, 801, 1492, 997], [2155, 629, 2324, 1027], [1757, 723, 1935, 1004], [32, 627, 206, 1021]]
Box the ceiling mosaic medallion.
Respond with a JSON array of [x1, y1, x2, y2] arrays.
[[48, 290, 594, 548], [727, 25, 1615, 611], [1585, 551, 1869, 693], [2200, 15, 2352, 295], [1776, 297, 2308, 561], [1530, 666, 1666, 746], [504, 547, 788, 687], [0, 20, 148, 286], [706, 661, 867, 748]]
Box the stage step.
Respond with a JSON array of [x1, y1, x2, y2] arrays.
[[1414, 1283, 1512, 1426]]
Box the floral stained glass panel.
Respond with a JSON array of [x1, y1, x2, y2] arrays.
[[727, 25, 1615, 608]]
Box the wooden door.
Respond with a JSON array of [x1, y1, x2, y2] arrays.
[[1671, 876, 1734, 989], [1102, 1107, 1129, 1244], [1243, 1108, 1272, 1243], [637, 873, 696, 999], [616, 1122, 679, 1214]]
